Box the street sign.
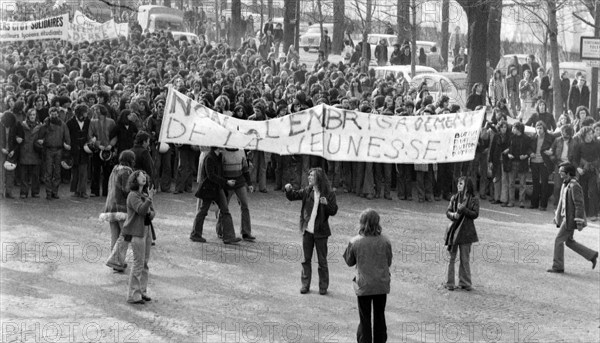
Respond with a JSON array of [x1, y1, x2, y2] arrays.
[[585, 60, 600, 68], [580, 36, 600, 61]]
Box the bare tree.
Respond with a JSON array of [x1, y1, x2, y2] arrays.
[[349, 0, 376, 61], [231, 0, 242, 49], [487, 0, 502, 67], [456, 0, 491, 94], [441, 0, 450, 68], [332, 0, 345, 54], [283, 0, 299, 53], [397, 0, 410, 44]]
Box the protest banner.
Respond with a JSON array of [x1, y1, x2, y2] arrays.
[[159, 88, 485, 163], [0, 14, 68, 42], [68, 10, 119, 43]]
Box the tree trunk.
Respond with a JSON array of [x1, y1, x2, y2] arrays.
[[397, 0, 410, 44], [458, 0, 490, 94], [268, 0, 273, 19], [487, 0, 502, 68], [362, 0, 372, 61], [283, 0, 298, 53], [547, 0, 562, 119], [410, 0, 416, 78], [231, 0, 242, 48], [163, 0, 171, 7], [332, 0, 345, 54], [441, 0, 450, 69]]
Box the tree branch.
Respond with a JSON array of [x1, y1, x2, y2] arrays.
[[573, 12, 600, 29]]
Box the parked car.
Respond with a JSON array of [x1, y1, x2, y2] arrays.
[[374, 65, 437, 83], [172, 31, 200, 43], [299, 23, 333, 52], [495, 54, 530, 74], [411, 72, 469, 109]]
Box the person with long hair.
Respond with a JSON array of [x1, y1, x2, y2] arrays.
[[123, 170, 156, 304], [489, 120, 511, 205], [100, 149, 134, 268], [343, 209, 393, 343], [444, 176, 479, 291], [284, 167, 338, 295]]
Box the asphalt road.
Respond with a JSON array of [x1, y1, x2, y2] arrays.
[[1, 180, 599, 343]]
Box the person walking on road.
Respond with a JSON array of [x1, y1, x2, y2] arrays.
[[547, 162, 598, 273], [343, 209, 393, 343]]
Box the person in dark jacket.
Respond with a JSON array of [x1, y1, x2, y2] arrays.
[[502, 122, 531, 208], [488, 120, 511, 205], [444, 176, 479, 291], [0, 112, 17, 198], [466, 83, 485, 111], [343, 209, 393, 343], [389, 44, 402, 65], [38, 106, 71, 200], [130, 131, 154, 180], [399, 44, 411, 66], [548, 162, 599, 273], [526, 100, 556, 132], [110, 110, 138, 155], [550, 124, 576, 206], [375, 39, 388, 66], [567, 73, 591, 116], [15, 109, 42, 198], [191, 147, 242, 244], [559, 71, 571, 114], [66, 104, 91, 198], [285, 167, 338, 295], [572, 126, 600, 221], [528, 121, 555, 210]]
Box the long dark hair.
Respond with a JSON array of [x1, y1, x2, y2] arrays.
[[309, 167, 331, 195], [127, 170, 148, 193], [359, 209, 382, 236], [457, 176, 475, 197]]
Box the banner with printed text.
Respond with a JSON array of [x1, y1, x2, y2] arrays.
[[0, 14, 69, 42], [159, 88, 485, 163]]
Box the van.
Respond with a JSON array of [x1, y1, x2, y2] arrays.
[[299, 23, 333, 52]]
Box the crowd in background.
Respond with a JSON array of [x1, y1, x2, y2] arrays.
[[1, 2, 599, 222]]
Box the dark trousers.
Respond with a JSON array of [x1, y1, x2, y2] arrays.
[[374, 163, 392, 198], [70, 163, 88, 194], [20, 164, 40, 196], [579, 171, 599, 217], [217, 187, 251, 237], [192, 189, 236, 241], [91, 153, 113, 196], [154, 149, 173, 192], [44, 148, 62, 196], [357, 294, 387, 343], [301, 232, 328, 290], [175, 149, 194, 192], [530, 162, 550, 208], [396, 164, 414, 199], [552, 220, 598, 270]]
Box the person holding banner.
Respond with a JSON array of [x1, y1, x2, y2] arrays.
[[285, 168, 338, 295]]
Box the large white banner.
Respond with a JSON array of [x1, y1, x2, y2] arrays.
[[159, 88, 485, 163], [0, 14, 68, 42], [68, 11, 120, 43]]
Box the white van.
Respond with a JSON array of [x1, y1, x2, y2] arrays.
[[299, 23, 333, 52]]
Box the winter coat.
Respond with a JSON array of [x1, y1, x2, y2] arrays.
[[285, 186, 338, 238], [66, 117, 91, 166], [554, 179, 587, 230], [131, 144, 154, 178], [38, 117, 70, 149], [489, 132, 511, 175], [445, 193, 479, 247], [567, 85, 590, 115], [122, 190, 154, 238], [88, 116, 115, 148], [508, 134, 532, 173], [343, 234, 393, 296], [99, 164, 133, 222], [525, 112, 557, 132], [529, 132, 555, 170], [550, 136, 576, 166], [15, 121, 41, 165]]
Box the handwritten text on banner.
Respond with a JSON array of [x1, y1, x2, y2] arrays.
[[159, 88, 485, 163]]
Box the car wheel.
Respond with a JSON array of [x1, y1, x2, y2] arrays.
[[303, 47, 309, 52]]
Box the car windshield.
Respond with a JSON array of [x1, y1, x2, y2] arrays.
[[306, 27, 323, 34], [446, 76, 467, 89]]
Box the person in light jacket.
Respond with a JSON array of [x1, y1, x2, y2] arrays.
[[285, 167, 338, 295], [343, 209, 393, 343], [122, 170, 155, 304], [444, 176, 479, 291]]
